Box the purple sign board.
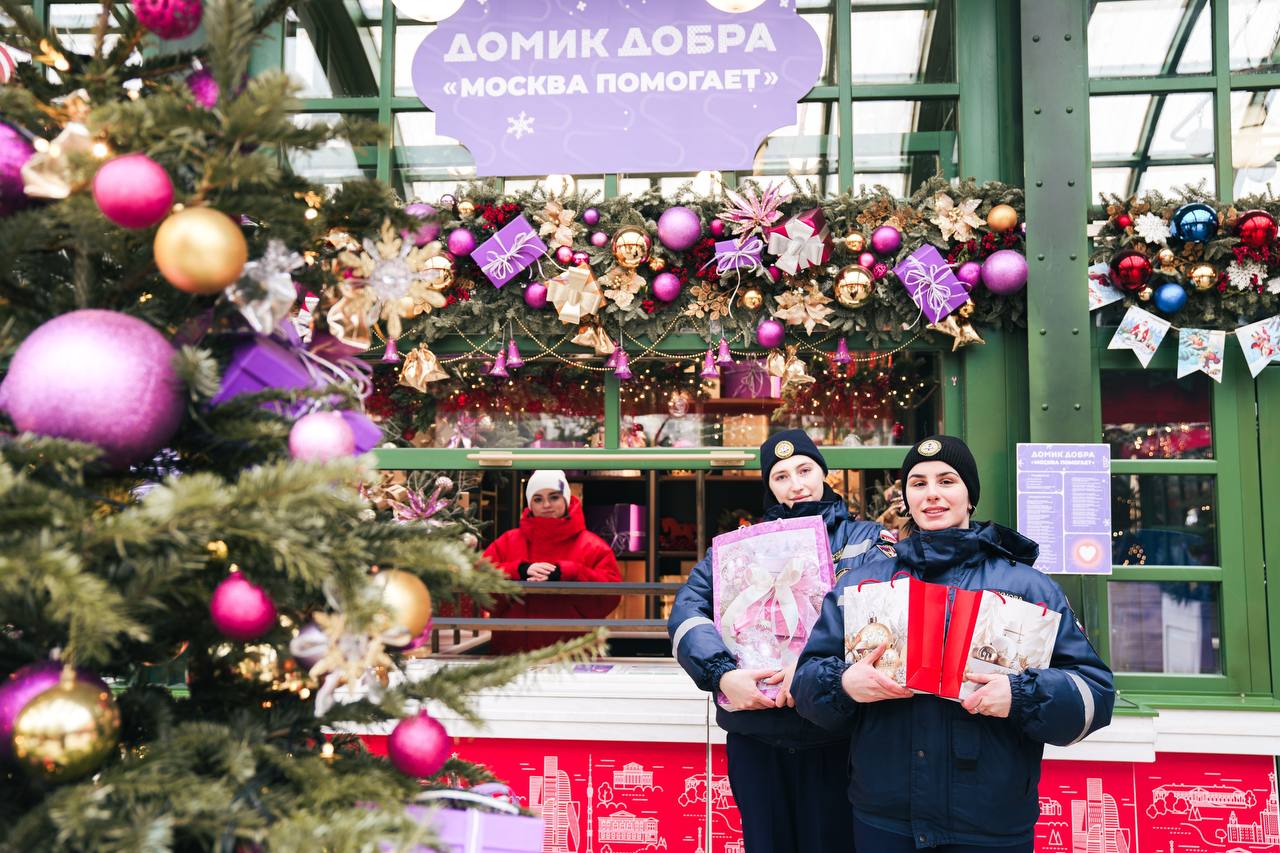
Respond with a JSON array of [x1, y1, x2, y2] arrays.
[[1016, 443, 1112, 575], [411, 0, 823, 176]]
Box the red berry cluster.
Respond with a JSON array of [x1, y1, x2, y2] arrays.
[[641, 299, 656, 314], [944, 231, 1020, 265], [1232, 242, 1278, 270], [477, 202, 522, 230]]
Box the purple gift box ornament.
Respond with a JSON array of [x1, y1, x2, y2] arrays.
[[474, 215, 548, 288], [704, 234, 765, 277], [893, 243, 970, 324], [401, 789, 545, 853]]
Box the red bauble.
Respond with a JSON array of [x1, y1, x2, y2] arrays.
[[1116, 213, 1133, 229], [1237, 209, 1278, 250], [388, 711, 452, 777], [1109, 250, 1153, 292]]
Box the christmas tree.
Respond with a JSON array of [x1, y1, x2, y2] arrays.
[[0, 2, 599, 849]]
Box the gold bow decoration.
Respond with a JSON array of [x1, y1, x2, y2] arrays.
[[290, 611, 398, 718], [21, 122, 95, 199], [928, 315, 986, 351], [398, 344, 450, 390], [325, 283, 378, 351], [537, 198, 578, 249], [571, 320, 616, 355], [546, 266, 604, 325]]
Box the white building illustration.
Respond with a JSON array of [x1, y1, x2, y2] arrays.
[[614, 762, 655, 788], [1071, 778, 1132, 853], [530, 755, 582, 853], [1042, 797, 1063, 816], [679, 772, 735, 810], [1220, 773, 1280, 847], [723, 841, 745, 853], [597, 810, 660, 845], [1153, 783, 1255, 811]]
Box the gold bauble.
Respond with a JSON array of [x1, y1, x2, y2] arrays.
[[648, 257, 666, 272], [875, 647, 901, 675], [153, 207, 248, 294], [1189, 263, 1217, 291], [740, 288, 764, 311], [371, 570, 433, 637], [457, 199, 475, 218], [421, 252, 455, 290], [843, 232, 866, 253], [833, 265, 875, 308], [851, 622, 895, 661], [957, 300, 976, 319], [12, 673, 121, 783], [1137, 286, 1153, 301], [611, 226, 651, 270], [987, 204, 1019, 233], [1156, 247, 1177, 269]]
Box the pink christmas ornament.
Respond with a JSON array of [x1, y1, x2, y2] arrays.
[[657, 206, 702, 251], [756, 319, 785, 348], [716, 338, 734, 366], [981, 249, 1029, 295], [185, 68, 219, 108], [604, 348, 619, 369], [505, 339, 524, 368], [857, 251, 876, 269], [833, 337, 852, 365], [651, 271, 682, 302], [870, 225, 902, 256], [0, 309, 184, 469], [132, 0, 203, 40], [956, 260, 982, 291], [572, 250, 591, 266], [388, 711, 453, 777], [554, 245, 574, 265], [590, 231, 608, 247], [403, 203, 439, 246], [488, 350, 508, 378], [524, 282, 549, 309], [0, 120, 36, 218], [710, 218, 726, 237], [446, 227, 476, 257], [210, 572, 277, 641], [288, 411, 356, 461], [381, 337, 401, 364], [613, 350, 632, 380], [766, 266, 782, 283], [582, 208, 600, 226], [699, 348, 720, 379]]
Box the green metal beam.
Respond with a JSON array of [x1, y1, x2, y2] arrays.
[[1211, 0, 1234, 200]]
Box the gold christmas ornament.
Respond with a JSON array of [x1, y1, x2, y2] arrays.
[[850, 622, 894, 661], [420, 251, 455, 292], [1156, 247, 1177, 269], [843, 232, 866, 253], [875, 647, 901, 675], [456, 199, 475, 218], [12, 670, 121, 783], [986, 203, 1019, 233], [648, 257, 666, 272], [154, 207, 248, 295], [833, 265, 875, 308], [571, 321, 616, 355], [1189, 263, 1217, 291], [957, 300, 976, 319], [740, 288, 764, 311], [546, 266, 604, 324], [370, 570, 433, 638], [1137, 286, 1153, 301], [611, 226, 652, 270], [781, 345, 816, 389], [399, 345, 450, 390], [928, 315, 986, 351]]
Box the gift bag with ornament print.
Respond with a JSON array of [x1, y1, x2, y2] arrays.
[[711, 515, 833, 708], [841, 571, 947, 690], [939, 589, 1060, 701]]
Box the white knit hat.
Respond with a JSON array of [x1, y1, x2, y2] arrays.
[[526, 469, 570, 505]]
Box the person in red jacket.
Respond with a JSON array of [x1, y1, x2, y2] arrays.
[[483, 470, 621, 653]]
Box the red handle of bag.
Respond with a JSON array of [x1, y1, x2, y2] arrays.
[[1037, 600, 1049, 617], [856, 578, 881, 592], [889, 570, 912, 587], [988, 590, 1006, 604]]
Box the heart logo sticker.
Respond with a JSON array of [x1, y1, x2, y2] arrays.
[[1074, 542, 1101, 566]]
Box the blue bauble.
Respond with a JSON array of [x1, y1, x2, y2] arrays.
[[1154, 282, 1188, 314], [1171, 203, 1218, 243]]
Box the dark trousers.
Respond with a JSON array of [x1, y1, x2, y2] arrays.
[[853, 817, 1034, 853], [725, 732, 855, 853]]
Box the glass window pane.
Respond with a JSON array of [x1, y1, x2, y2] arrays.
[[1091, 93, 1216, 196], [1088, 1, 1211, 78], [1111, 474, 1217, 566], [1228, 0, 1280, 74], [619, 351, 941, 449], [752, 101, 840, 195], [1107, 581, 1221, 673], [395, 24, 434, 96], [392, 111, 476, 198], [853, 99, 958, 197], [284, 8, 382, 98], [1101, 370, 1213, 459], [288, 114, 377, 187], [851, 0, 955, 84], [802, 11, 837, 86], [1231, 89, 1280, 197]]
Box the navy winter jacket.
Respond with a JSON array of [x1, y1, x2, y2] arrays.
[[792, 521, 1114, 848], [667, 486, 883, 747]]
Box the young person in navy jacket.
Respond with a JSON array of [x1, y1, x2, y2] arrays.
[[793, 435, 1114, 852], [668, 430, 885, 853]]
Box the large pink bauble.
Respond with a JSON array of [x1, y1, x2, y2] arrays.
[[0, 120, 36, 218], [657, 206, 702, 252], [981, 249, 1029, 295], [289, 411, 356, 461], [524, 282, 549, 309], [0, 310, 183, 468], [870, 225, 902, 256], [956, 261, 982, 290], [756, 318, 785, 348], [210, 573, 277, 641], [132, 0, 203, 39], [93, 154, 174, 229], [388, 711, 453, 777], [403, 202, 439, 246], [446, 227, 476, 257], [652, 271, 682, 302]]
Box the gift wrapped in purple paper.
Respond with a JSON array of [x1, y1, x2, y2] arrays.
[[586, 503, 647, 554], [710, 234, 764, 275], [720, 361, 780, 400], [893, 243, 970, 323], [474, 214, 548, 289], [379, 788, 543, 853], [340, 409, 382, 453], [211, 334, 314, 410]]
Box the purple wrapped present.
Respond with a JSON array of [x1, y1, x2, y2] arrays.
[[720, 361, 780, 400], [586, 503, 647, 554], [709, 234, 765, 276], [388, 789, 544, 853], [211, 334, 313, 410], [893, 244, 969, 323], [474, 215, 548, 288], [340, 409, 383, 453]]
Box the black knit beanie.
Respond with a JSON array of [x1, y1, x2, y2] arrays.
[[899, 435, 980, 508], [759, 429, 828, 483]]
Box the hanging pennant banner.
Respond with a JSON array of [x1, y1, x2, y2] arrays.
[[1087, 262, 1124, 311], [410, 0, 822, 176], [1176, 328, 1226, 383], [1236, 315, 1280, 378], [1107, 305, 1170, 367]]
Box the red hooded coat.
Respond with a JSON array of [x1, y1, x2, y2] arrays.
[[482, 496, 621, 653]]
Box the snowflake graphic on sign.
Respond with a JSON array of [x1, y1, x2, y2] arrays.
[[411, 0, 822, 175]]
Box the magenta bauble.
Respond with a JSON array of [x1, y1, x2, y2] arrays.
[[756, 319, 785, 348], [956, 261, 983, 290], [92, 154, 174, 229], [554, 245, 574, 265], [132, 0, 203, 39], [657, 206, 702, 252], [403, 202, 439, 246], [582, 207, 600, 226], [590, 231, 608, 247], [0, 310, 184, 468], [446, 227, 477, 257], [524, 282, 549, 309], [981, 249, 1029, 295], [289, 411, 356, 461], [186, 68, 219, 108], [710, 218, 726, 237], [572, 250, 590, 266], [870, 225, 902, 256], [652, 272, 682, 302], [210, 573, 277, 641], [857, 251, 876, 269], [0, 120, 36, 218], [388, 711, 453, 777]]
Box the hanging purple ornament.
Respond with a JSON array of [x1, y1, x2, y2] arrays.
[[716, 338, 734, 366], [591, 231, 608, 247], [554, 245, 574, 265], [488, 350, 508, 378], [956, 260, 983, 291], [0, 120, 36, 218], [700, 349, 720, 379], [657, 206, 703, 252], [524, 282, 549, 309], [652, 271, 682, 302], [756, 318, 785, 348], [857, 251, 876, 269], [833, 337, 852, 365], [132, 0, 203, 40], [93, 153, 175, 230], [981, 249, 1029, 295], [506, 339, 524, 368], [870, 225, 903, 256], [710, 218, 726, 237], [289, 411, 356, 461], [572, 250, 591, 267], [382, 337, 401, 364], [613, 350, 632, 380], [388, 711, 452, 778], [446, 227, 476, 257], [210, 572, 277, 641], [582, 208, 600, 226], [403, 202, 439, 246], [185, 67, 220, 109], [604, 347, 620, 369]]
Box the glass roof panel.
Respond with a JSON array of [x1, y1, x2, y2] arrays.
[[851, 1, 954, 84], [1228, 0, 1280, 73], [1088, 1, 1209, 79], [1231, 89, 1280, 196]]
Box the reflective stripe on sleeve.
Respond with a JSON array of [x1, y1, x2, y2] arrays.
[[1065, 671, 1096, 744], [671, 615, 715, 653]]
